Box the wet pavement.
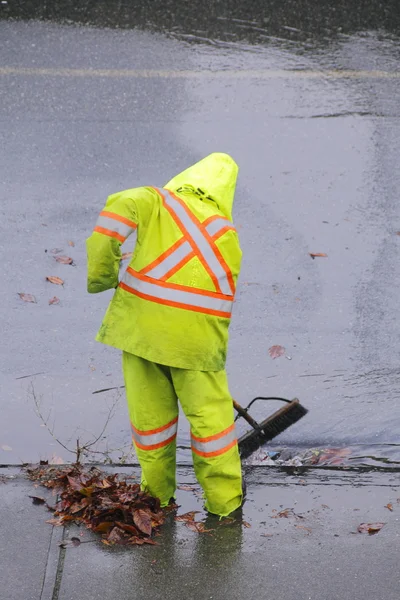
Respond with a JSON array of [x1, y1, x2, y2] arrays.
[[1, 0, 400, 467], [1, 465, 399, 600]]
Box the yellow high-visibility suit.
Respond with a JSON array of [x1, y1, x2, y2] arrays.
[[86, 153, 243, 516]]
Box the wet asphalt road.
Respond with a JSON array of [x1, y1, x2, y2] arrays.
[[1, 1, 400, 465]]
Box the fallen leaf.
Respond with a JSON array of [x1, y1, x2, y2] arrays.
[[46, 276, 64, 285], [46, 517, 65, 526], [133, 509, 152, 536], [174, 511, 200, 522], [29, 495, 46, 505], [50, 248, 63, 254], [357, 522, 385, 535], [242, 521, 251, 528], [309, 252, 328, 259], [18, 293, 36, 303], [115, 521, 139, 536], [295, 525, 312, 534], [54, 255, 73, 265], [268, 345, 285, 359], [385, 503, 393, 512], [261, 533, 273, 537], [185, 521, 214, 533], [121, 252, 133, 261], [106, 527, 127, 544], [93, 522, 114, 534], [1, 444, 12, 451], [177, 485, 197, 492], [67, 241, 75, 247], [48, 297, 60, 306]]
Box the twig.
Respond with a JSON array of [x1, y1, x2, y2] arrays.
[[29, 383, 120, 464]]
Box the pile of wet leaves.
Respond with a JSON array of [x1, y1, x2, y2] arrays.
[[26, 464, 172, 546]]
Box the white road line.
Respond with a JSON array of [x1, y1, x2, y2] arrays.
[[0, 67, 400, 79]]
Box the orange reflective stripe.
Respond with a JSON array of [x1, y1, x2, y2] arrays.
[[192, 438, 237, 458], [100, 211, 137, 230], [160, 191, 222, 293], [94, 226, 125, 243], [141, 237, 187, 275], [131, 416, 178, 451], [134, 433, 177, 452], [160, 250, 196, 282], [132, 416, 178, 436], [191, 422, 238, 458], [127, 268, 232, 300], [119, 282, 232, 318], [212, 225, 235, 241]]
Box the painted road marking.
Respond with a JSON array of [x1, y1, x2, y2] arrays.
[[1, 67, 400, 79]]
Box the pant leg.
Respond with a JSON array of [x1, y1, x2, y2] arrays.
[[122, 352, 178, 506], [171, 367, 242, 517]]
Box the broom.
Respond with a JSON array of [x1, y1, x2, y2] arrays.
[[233, 397, 308, 460]]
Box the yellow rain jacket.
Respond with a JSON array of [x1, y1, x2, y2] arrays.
[[86, 153, 242, 371]]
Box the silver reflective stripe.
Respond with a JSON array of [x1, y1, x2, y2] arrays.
[[163, 191, 232, 295], [205, 217, 233, 237], [131, 418, 178, 449], [95, 214, 134, 239], [146, 240, 192, 279], [122, 269, 233, 315], [191, 425, 237, 456]]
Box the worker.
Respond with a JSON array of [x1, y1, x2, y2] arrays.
[[86, 153, 243, 517]]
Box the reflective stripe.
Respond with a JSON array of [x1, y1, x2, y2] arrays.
[[131, 416, 178, 451], [121, 268, 233, 317], [191, 423, 238, 458], [94, 211, 136, 242], [146, 240, 192, 279], [205, 217, 234, 238], [161, 190, 234, 295]]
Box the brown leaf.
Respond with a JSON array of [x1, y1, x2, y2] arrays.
[[106, 527, 127, 544], [261, 533, 273, 537], [295, 525, 312, 534], [93, 522, 115, 534], [273, 508, 296, 519], [385, 503, 393, 512], [357, 522, 385, 535], [46, 517, 65, 526], [242, 521, 251, 528], [50, 248, 63, 254], [121, 252, 133, 261], [133, 509, 152, 536], [68, 241, 75, 247], [309, 252, 328, 259], [177, 485, 197, 492], [54, 255, 73, 265], [46, 276, 64, 285], [115, 521, 139, 536], [18, 293, 37, 303], [29, 495, 46, 505], [268, 345, 285, 359], [174, 511, 200, 522], [48, 296, 61, 306], [185, 521, 214, 534]]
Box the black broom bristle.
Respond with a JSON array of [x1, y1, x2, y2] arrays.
[[238, 400, 308, 460]]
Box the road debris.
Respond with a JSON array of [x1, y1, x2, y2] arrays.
[[18, 293, 37, 303]]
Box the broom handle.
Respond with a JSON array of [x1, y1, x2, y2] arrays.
[[232, 399, 262, 432]]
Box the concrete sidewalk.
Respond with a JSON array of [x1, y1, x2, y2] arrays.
[[1, 465, 399, 600]]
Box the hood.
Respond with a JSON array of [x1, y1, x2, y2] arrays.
[[164, 152, 239, 221]]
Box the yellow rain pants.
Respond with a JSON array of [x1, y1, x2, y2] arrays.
[[122, 351, 243, 517]]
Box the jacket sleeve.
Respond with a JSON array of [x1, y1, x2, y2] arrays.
[[86, 186, 155, 293]]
